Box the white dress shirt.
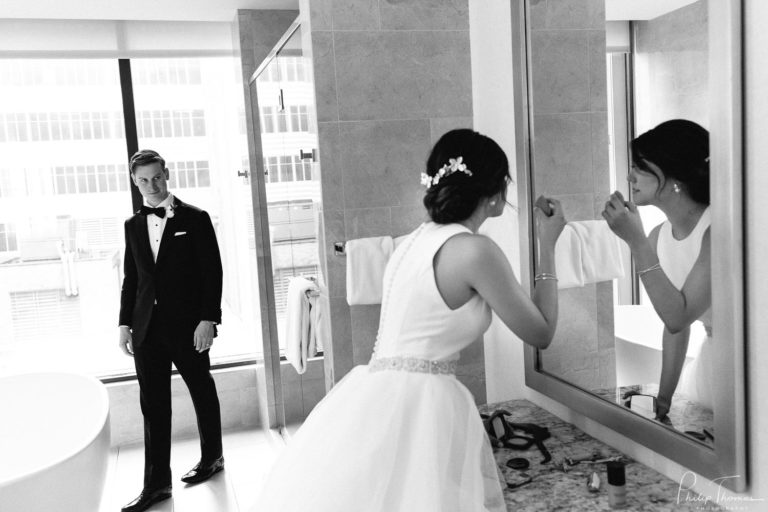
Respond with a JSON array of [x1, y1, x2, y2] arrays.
[[145, 193, 174, 262]]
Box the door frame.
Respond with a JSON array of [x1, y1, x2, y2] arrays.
[[247, 21, 302, 431]]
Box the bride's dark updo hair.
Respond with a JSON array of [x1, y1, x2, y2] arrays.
[[631, 119, 710, 205], [423, 129, 510, 224]]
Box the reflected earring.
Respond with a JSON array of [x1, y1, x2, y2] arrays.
[[490, 200, 497, 206], [673, 183, 681, 194]]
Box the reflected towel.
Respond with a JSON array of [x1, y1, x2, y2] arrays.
[[286, 276, 319, 374], [554, 225, 585, 289], [346, 236, 395, 305], [570, 220, 625, 285]]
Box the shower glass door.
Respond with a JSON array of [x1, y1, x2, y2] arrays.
[[250, 23, 324, 431]]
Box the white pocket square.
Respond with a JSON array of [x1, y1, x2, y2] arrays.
[[174, 231, 187, 236]]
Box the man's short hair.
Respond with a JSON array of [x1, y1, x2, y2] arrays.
[[129, 150, 166, 174]]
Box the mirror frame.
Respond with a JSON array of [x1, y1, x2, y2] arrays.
[[511, 0, 747, 491]]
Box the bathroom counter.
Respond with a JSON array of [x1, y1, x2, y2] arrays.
[[591, 384, 714, 448], [480, 399, 722, 511]]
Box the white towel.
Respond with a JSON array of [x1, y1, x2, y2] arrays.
[[345, 236, 394, 305], [554, 225, 585, 289], [285, 276, 318, 374], [554, 221, 625, 289], [308, 289, 329, 354], [570, 220, 625, 284]]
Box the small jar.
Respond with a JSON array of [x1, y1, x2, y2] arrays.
[[607, 461, 627, 508]]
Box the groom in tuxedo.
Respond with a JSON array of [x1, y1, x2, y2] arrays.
[[118, 149, 224, 512]]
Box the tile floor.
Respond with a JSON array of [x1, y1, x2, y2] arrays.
[[100, 428, 285, 512]]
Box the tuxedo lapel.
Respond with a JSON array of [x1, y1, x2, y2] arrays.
[[156, 196, 183, 266], [134, 215, 155, 267]]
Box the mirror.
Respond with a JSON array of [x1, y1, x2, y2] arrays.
[[513, 0, 746, 490]]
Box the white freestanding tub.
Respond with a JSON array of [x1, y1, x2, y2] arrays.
[[614, 305, 706, 386], [0, 372, 111, 512]]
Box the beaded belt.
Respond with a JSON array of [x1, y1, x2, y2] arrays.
[[369, 356, 457, 376]]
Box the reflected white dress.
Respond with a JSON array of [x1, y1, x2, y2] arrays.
[[656, 207, 713, 409], [254, 222, 506, 512]]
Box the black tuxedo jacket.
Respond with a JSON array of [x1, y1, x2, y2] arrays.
[[119, 196, 223, 347]]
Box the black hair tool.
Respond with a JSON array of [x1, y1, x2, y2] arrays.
[[480, 410, 553, 464]]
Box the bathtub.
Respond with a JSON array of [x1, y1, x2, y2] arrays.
[[614, 305, 706, 386], [0, 372, 111, 512]]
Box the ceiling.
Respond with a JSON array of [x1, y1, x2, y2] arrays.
[[0, 0, 298, 22], [0, 0, 701, 24]]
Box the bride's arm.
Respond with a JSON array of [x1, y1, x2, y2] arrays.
[[439, 217, 560, 350], [632, 229, 711, 333]]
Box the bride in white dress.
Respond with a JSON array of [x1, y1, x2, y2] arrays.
[[602, 119, 712, 417], [254, 129, 565, 512]]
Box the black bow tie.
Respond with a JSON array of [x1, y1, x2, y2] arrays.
[[139, 206, 166, 218]]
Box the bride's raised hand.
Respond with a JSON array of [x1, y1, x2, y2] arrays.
[[601, 191, 645, 246], [534, 196, 566, 249]]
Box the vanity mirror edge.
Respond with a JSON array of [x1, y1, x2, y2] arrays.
[[510, 0, 747, 492]]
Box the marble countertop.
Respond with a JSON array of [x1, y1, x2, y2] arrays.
[[479, 399, 722, 511], [591, 384, 714, 448]]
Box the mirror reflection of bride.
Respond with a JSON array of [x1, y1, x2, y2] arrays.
[[602, 119, 712, 420]]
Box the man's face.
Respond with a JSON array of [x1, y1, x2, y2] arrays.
[[132, 162, 170, 206]]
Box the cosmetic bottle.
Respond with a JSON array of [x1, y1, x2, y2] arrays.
[[606, 461, 627, 508]]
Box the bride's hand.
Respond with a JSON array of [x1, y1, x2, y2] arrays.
[[534, 196, 565, 249], [601, 191, 645, 246]]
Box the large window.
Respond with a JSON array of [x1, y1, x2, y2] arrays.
[[131, 57, 264, 368], [0, 59, 132, 378], [0, 51, 321, 380], [0, 57, 263, 379], [0, 223, 17, 252]]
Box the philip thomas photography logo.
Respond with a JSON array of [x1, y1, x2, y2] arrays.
[[677, 472, 764, 511]]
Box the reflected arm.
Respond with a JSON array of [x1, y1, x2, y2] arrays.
[[656, 325, 690, 418], [630, 227, 711, 333]]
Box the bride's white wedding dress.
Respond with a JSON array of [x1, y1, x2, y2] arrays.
[[254, 222, 506, 512], [657, 207, 714, 409]]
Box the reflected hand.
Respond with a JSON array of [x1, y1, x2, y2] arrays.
[[119, 326, 134, 357], [655, 394, 671, 422], [194, 320, 215, 353], [534, 196, 566, 249], [601, 191, 645, 246]]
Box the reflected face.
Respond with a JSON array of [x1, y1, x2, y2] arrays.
[[628, 158, 663, 206], [132, 163, 170, 206]]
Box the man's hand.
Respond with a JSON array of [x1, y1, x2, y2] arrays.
[[194, 320, 215, 353], [119, 326, 134, 356]]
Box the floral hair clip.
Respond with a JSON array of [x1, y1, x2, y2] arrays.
[[420, 156, 473, 188]]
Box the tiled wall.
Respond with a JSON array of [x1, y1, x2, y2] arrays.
[[634, 0, 708, 132], [301, 0, 487, 402], [108, 360, 326, 446], [528, 0, 616, 390], [108, 368, 261, 446]]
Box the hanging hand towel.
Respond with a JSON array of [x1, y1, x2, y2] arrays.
[[308, 284, 329, 354], [570, 220, 625, 284], [286, 276, 318, 374]]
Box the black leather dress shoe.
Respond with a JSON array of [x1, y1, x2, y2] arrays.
[[121, 485, 172, 512], [180, 456, 225, 484]]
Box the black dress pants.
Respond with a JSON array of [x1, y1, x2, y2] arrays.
[[133, 312, 223, 490]]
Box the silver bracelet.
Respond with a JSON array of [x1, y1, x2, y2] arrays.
[[636, 263, 662, 277], [534, 273, 558, 281]]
